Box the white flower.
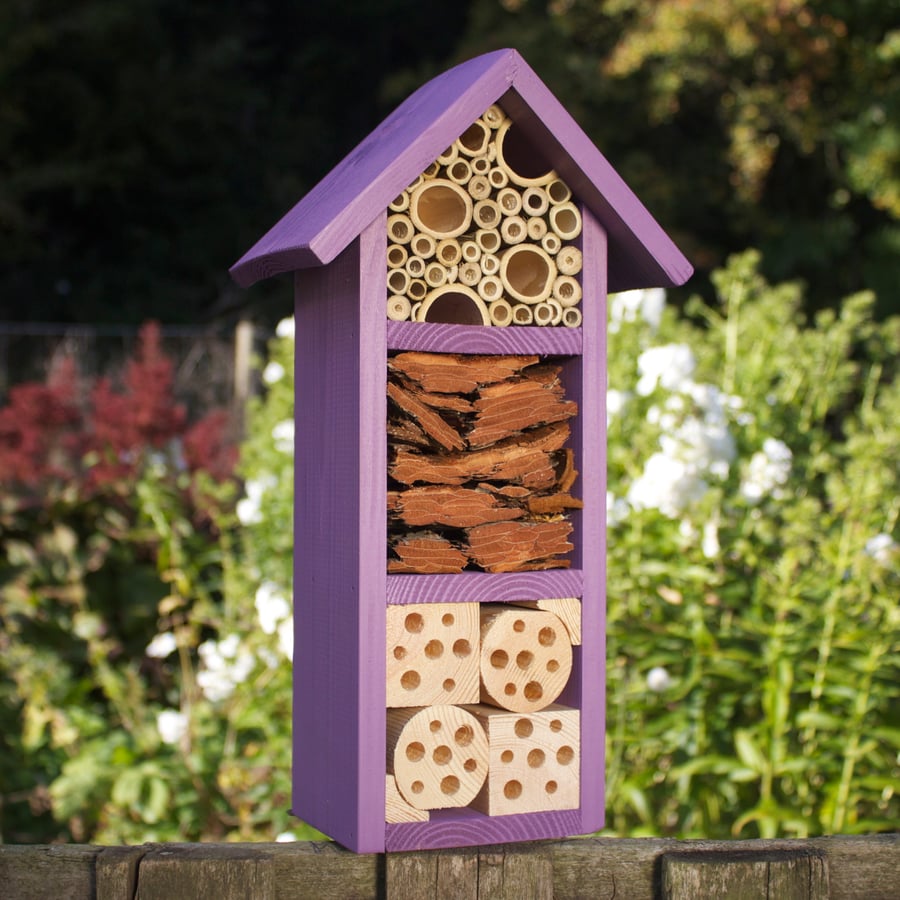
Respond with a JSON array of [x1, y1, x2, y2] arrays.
[[263, 360, 286, 384], [146, 632, 177, 658], [609, 288, 666, 333], [197, 634, 255, 703], [272, 419, 295, 455], [157, 709, 188, 745], [864, 533, 897, 565], [277, 617, 294, 661], [740, 437, 792, 503], [647, 666, 674, 692], [636, 344, 696, 396], [275, 316, 295, 339], [627, 451, 709, 517], [606, 389, 631, 425], [236, 474, 277, 525], [255, 581, 291, 635], [702, 519, 720, 559], [275, 832, 298, 842]]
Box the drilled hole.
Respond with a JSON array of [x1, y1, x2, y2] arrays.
[[527, 749, 545, 768], [405, 613, 424, 634], [513, 619, 526, 633], [557, 746, 574, 765], [464, 758, 478, 773], [501, 750, 514, 764], [504, 683, 516, 696], [406, 742, 425, 762], [430, 720, 442, 733], [538, 627, 556, 646], [455, 725, 474, 747], [424, 639, 444, 659], [441, 775, 460, 795], [411, 781, 424, 794], [504, 780, 523, 800], [453, 639, 471, 658], [442, 613, 455, 626], [516, 650, 534, 669], [524, 681, 543, 702], [393, 646, 406, 660], [433, 745, 452, 765], [550, 719, 562, 732], [546, 780, 558, 795], [547, 659, 560, 673], [400, 671, 421, 691], [515, 719, 534, 739], [443, 678, 456, 692], [491, 649, 509, 669]]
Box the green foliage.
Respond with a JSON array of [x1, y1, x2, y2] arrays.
[[3, 259, 896, 843]]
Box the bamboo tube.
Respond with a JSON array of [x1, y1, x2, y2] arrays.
[[436, 145, 458, 166], [387, 268, 410, 295], [533, 302, 556, 327], [406, 255, 426, 278], [387, 705, 489, 810], [471, 155, 491, 176], [488, 167, 509, 190], [417, 284, 491, 326], [409, 180, 473, 239], [500, 244, 557, 304], [480, 252, 500, 276], [495, 120, 555, 187], [447, 264, 459, 283], [562, 307, 582, 328], [549, 202, 582, 241], [482, 104, 507, 129], [547, 298, 564, 325], [500, 215, 528, 245], [389, 193, 410, 212], [497, 187, 522, 216], [436, 238, 462, 267], [387, 244, 409, 269], [488, 298, 512, 326], [410, 233, 436, 260], [387, 295, 413, 321], [512, 304, 534, 325], [552, 275, 582, 307], [477, 275, 503, 304], [556, 247, 583, 276], [526, 217, 548, 241], [522, 187, 550, 218], [547, 179, 572, 205], [406, 174, 424, 192], [479, 607, 573, 713], [456, 119, 490, 157], [388, 214, 415, 244], [424, 262, 448, 288], [467, 174, 491, 201], [423, 161, 441, 179], [408, 279, 428, 302], [458, 262, 482, 286], [461, 240, 481, 263], [473, 199, 501, 230], [475, 229, 501, 255], [411, 302, 422, 320], [447, 158, 472, 185], [541, 233, 562, 255]]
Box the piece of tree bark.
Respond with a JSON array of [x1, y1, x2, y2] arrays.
[[388, 381, 465, 451], [388, 486, 524, 528], [526, 492, 584, 515], [389, 533, 469, 574], [389, 352, 540, 394], [466, 519, 574, 572]]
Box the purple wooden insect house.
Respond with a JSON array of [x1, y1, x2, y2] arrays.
[[231, 49, 692, 853]]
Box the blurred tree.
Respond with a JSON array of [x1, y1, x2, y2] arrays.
[[451, 0, 900, 316], [0, 0, 469, 325]]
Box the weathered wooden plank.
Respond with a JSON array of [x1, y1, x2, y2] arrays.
[[662, 850, 829, 899], [386, 848, 479, 900], [0, 844, 102, 900], [96, 845, 146, 900], [135, 845, 275, 900], [477, 845, 553, 900]]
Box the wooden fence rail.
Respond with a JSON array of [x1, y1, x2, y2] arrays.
[[1, 835, 897, 899]]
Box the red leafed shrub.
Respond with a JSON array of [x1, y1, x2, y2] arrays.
[[0, 321, 237, 496]]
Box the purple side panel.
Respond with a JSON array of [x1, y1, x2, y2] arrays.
[[386, 570, 583, 605], [576, 208, 607, 833], [385, 808, 583, 852], [292, 217, 387, 853], [387, 321, 581, 355]]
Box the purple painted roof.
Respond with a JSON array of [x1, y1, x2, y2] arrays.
[[230, 49, 692, 292]]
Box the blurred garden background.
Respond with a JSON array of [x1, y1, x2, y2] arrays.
[[1, 0, 897, 843]]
